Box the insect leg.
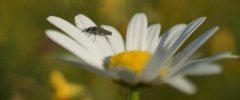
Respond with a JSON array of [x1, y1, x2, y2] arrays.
[[93, 32, 97, 42], [88, 33, 91, 37], [87, 29, 93, 37], [104, 35, 110, 43]]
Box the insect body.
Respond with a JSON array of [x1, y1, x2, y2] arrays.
[[82, 26, 112, 41]]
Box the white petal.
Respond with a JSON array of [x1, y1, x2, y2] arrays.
[[74, 14, 96, 29], [182, 64, 222, 75], [190, 52, 239, 64], [139, 14, 148, 50], [126, 13, 148, 50], [158, 24, 186, 49], [93, 36, 114, 57], [169, 52, 238, 77], [61, 55, 115, 78], [101, 25, 125, 54], [164, 76, 196, 95], [140, 17, 206, 82], [151, 36, 162, 52], [140, 47, 168, 82], [165, 24, 187, 49], [46, 30, 104, 69], [167, 17, 206, 58], [110, 68, 139, 85], [47, 16, 104, 59], [146, 24, 161, 52], [172, 27, 219, 69]]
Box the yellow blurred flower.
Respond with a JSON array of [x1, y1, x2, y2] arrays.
[[49, 70, 92, 100]]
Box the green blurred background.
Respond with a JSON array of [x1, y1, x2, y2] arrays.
[[0, 0, 239, 100]]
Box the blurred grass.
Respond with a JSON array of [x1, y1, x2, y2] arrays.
[[0, 0, 239, 100]]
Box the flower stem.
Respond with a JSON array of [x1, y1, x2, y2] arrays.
[[129, 87, 139, 100]]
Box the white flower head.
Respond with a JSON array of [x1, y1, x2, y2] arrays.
[[46, 13, 238, 95]]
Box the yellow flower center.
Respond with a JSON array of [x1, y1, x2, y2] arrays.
[[108, 50, 151, 74], [108, 50, 171, 78]]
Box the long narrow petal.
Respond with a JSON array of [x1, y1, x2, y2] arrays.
[[47, 16, 104, 59], [146, 24, 161, 52], [190, 52, 239, 64], [141, 24, 185, 81], [126, 14, 138, 50], [126, 18, 134, 50], [139, 14, 148, 50], [165, 24, 187, 49], [126, 13, 148, 50], [101, 25, 125, 54], [167, 17, 206, 57], [141, 18, 206, 82], [74, 14, 96, 29], [151, 36, 162, 52], [164, 76, 196, 95], [158, 24, 186, 50], [168, 52, 238, 77], [46, 30, 104, 69], [173, 27, 219, 68], [141, 47, 168, 82], [62, 55, 114, 78], [181, 64, 222, 75]]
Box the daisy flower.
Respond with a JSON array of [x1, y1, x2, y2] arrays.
[[46, 13, 238, 95]]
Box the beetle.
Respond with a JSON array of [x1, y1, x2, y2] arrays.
[[82, 26, 112, 41]]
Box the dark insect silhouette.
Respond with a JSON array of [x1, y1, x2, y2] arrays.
[[82, 26, 112, 41]]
